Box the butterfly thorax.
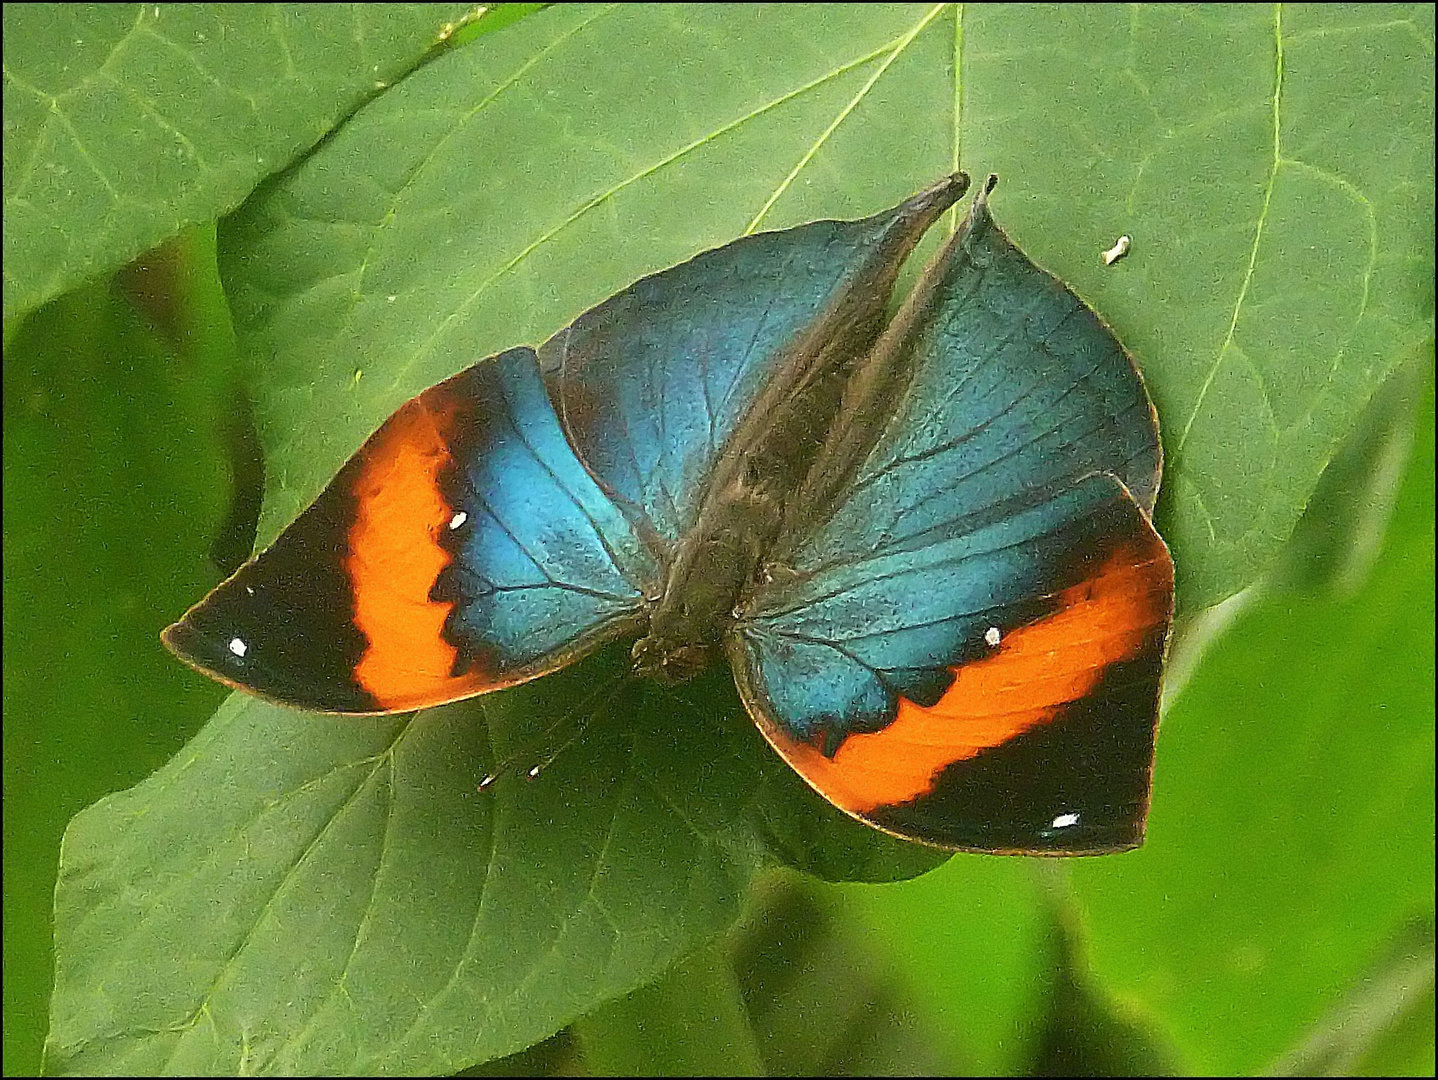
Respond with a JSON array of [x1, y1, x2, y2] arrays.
[[631, 459, 790, 684]]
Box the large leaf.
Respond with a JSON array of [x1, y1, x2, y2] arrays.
[[52, 663, 758, 1073], [48, 646, 926, 1074], [2, 3, 477, 323], [43, 5, 1435, 1074]]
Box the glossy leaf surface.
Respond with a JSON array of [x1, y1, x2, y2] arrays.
[[2, 4, 478, 323]]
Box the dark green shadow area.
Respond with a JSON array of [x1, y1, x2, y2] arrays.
[[3, 275, 232, 1075]]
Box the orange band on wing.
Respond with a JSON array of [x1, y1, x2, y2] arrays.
[[347, 391, 496, 711], [765, 535, 1172, 816]]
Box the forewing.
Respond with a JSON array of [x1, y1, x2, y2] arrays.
[[164, 348, 655, 714], [734, 182, 1173, 853]]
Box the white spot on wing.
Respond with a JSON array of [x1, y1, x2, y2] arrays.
[[984, 626, 1001, 647], [228, 637, 248, 658]]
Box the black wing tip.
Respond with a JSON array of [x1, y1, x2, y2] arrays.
[[936, 170, 972, 203], [895, 172, 972, 229], [160, 604, 382, 715], [965, 173, 1000, 225]]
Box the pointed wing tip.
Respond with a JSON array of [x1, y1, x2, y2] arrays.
[[942, 170, 973, 199], [905, 172, 971, 220], [159, 609, 228, 682], [965, 173, 1000, 223]]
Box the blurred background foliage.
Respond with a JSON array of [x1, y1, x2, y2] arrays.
[[5, 5, 1432, 1076]]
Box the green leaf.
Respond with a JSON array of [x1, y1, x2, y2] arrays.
[[1271, 354, 1428, 596], [574, 943, 765, 1076], [731, 874, 961, 1073], [960, 5, 1434, 608], [836, 857, 1059, 1074], [1267, 916, 1435, 1077], [2, 3, 479, 324], [48, 644, 920, 1073]]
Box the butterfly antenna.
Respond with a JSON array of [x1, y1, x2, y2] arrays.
[[478, 666, 640, 790], [522, 668, 646, 782]]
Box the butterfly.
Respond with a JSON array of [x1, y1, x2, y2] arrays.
[[164, 173, 1173, 854]]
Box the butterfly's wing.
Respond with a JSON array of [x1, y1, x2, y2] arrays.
[[164, 347, 656, 714], [537, 174, 970, 549], [731, 179, 1174, 853], [163, 176, 969, 714]]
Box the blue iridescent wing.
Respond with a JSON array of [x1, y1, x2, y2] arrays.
[[164, 347, 656, 713], [732, 179, 1173, 852], [537, 176, 968, 549]]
